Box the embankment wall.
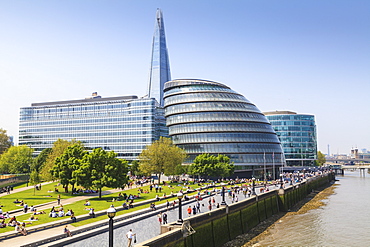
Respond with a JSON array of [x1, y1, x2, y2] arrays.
[[138, 173, 335, 247]]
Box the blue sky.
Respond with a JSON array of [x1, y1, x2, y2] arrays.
[[0, 0, 369, 154]]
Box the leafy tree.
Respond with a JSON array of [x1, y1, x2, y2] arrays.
[[138, 137, 187, 184], [32, 148, 52, 173], [316, 151, 326, 166], [0, 128, 12, 155], [40, 139, 80, 181], [51, 143, 87, 194], [0, 145, 33, 174], [188, 154, 235, 179], [29, 170, 41, 195], [76, 148, 129, 198], [130, 160, 140, 176]]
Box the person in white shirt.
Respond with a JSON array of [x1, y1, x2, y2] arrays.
[[126, 229, 136, 247]]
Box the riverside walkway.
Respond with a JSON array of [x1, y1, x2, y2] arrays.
[[0, 173, 325, 247], [0, 182, 281, 246]]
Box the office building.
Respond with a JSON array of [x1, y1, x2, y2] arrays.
[[164, 79, 284, 177], [264, 111, 317, 166], [19, 94, 167, 159], [19, 9, 171, 159]]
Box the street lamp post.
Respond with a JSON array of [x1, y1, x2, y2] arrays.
[[252, 177, 256, 195], [280, 173, 284, 189], [221, 186, 226, 205], [107, 205, 116, 247], [177, 192, 183, 223]]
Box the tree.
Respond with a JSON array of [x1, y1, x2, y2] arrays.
[[33, 148, 52, 173], [0, 145, 33, 174], [316, 151, 326, 166], [40, 139, 80, 181], [188, 154, 235, 179], [138, 137, 187, 184], [29, 170, 41, 195], [130, 160, 140, 176], [51, 143, 87, 194], [0, 128, 12, 155], [76, 148, 129, 198]]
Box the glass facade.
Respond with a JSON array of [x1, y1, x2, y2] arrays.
[[19, 96, 168, 160], [147, 9, 171, 107], [164, 79, 284, 174], [264, 111, 317, 166]]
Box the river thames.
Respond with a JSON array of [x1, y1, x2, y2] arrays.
[[248, 170, 370, 247]]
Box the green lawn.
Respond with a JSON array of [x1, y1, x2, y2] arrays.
[[0, 182, 209, 233], [0, 181, 251, 233]]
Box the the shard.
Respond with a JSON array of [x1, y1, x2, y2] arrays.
[[147, 8, 171, 107]]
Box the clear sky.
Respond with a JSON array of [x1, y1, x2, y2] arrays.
[[0, 0, 369, 154]]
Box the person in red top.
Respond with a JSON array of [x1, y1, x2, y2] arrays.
[[187, 206, 192, 217]]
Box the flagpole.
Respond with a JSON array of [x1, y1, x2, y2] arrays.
[[263, 152, 266, 183], [272, 152, 275, 180]]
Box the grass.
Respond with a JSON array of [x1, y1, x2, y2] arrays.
[[0, 182, 205, 233], [0, 180, 252, 233]]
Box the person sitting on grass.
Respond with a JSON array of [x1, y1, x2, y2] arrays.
[[70, 212, 77, 223], [28, 214, 38, 221], [0, 219, 6, 228], [122, 202, 128, 209], [13, 199, 21, 203], [58, 210, 64, 217], [65, 209, 72, 216], [89, 208, 95, 218], [84, 200, 91, 206], [33, 210, 46, 215]]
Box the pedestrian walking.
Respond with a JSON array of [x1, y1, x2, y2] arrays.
[[187, 206, 192, 217], [126, 229, 136, 247], [23, 203, 28, 213], [162, 212, 168, 224], [192, 205, 196, 215], [57, 195, 61, 205], [158, 212, 162, 224], [196, 201, 201, 213]]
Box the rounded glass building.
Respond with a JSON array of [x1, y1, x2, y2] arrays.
[[164, 79, 284, 177]]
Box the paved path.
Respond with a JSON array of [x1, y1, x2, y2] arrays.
[[0, 181, 297, 246]]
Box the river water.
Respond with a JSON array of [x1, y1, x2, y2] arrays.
[[251, 170, 370, 247]]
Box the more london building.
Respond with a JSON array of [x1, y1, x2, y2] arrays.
[[18, 9, 170, 159], [264, 111, 317, 166]]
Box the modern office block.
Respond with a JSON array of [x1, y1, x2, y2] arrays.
[[164, 79, 284, 177], [19, 94, 168, 159], [264, 111, 317, 166], [19, 9, 171, 159], [147, 8, 171, 107]]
